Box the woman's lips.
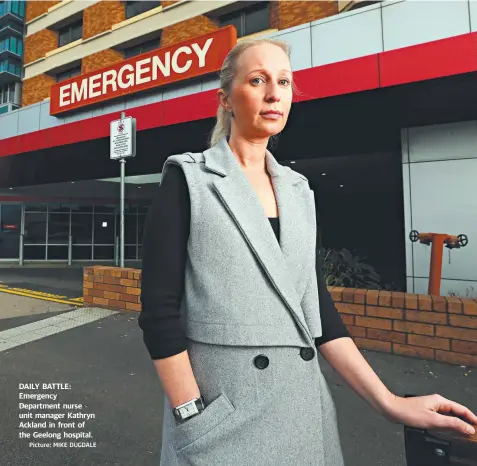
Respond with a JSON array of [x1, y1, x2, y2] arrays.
[[260, 111, 283, 120]]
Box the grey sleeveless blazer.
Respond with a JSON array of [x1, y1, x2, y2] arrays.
[[161, 136, 322, 348]]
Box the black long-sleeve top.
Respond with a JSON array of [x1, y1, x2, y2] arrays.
[[139, 164, 350, 360]]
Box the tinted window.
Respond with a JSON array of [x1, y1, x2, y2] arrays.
[[125, 1, 161, 19], [58, 20, 83, 47], [56, 65, 81, 82], [219, 2, 270, 38], [124, 37, 161, 59]]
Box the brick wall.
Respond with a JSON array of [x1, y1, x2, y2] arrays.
[[84, 266, 477, 368], [21, 73, 56, 107], [82, 49, 125, 74], [26, 0, 60, 23], [272, 0, 339, 30], [24, 29, 58, 65], [83, 0, 125, 40], [161, 15, 219, 48], [84, 266, 141, 312]]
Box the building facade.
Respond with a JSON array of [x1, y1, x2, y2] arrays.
[[0, 0, 475, 299], [0, 0, 24, 115]]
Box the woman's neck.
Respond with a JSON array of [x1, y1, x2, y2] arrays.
[[227, 134, 269, 174]]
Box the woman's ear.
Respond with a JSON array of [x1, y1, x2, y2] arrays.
[[217, 89, 230, 112]]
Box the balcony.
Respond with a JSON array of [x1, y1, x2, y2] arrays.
[[0, 57, 21, 84]]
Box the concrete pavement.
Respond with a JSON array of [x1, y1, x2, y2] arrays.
[[0, 294, 476, 465]]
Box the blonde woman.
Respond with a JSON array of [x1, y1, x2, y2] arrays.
[[139, 39, 477, 466]]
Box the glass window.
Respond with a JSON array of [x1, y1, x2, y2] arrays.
[[125, 214, 137, 244], [24, 245, 46, 260], [25, 203, 47, 212], [58, 20, 83, 47], [71, 213, 92, 244], [94, 214, 115, 244], [219, 2, 270, 37], [124, 36, 161, 59], [48, 213, 69, 244], [47, 246, 68, 260], [24, 213, 47, 244], [93, 245, 114, 260], [11, 1, 18, 15], [56, 65, 81, 82], [0, 204, 21, 259], [73, 246, 92, 260], [125, 1, 161, 19]]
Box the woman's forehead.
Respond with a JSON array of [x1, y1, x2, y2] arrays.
[[237, 44, 291, 73]]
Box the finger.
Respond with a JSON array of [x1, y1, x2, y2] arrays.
[[432, 412, 476, 436], [436, 398, 477, 426]]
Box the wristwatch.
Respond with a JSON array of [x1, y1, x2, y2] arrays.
[[172, 396, 205, 423]]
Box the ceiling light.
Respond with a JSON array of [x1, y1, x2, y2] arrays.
[[321, 173, 326, 176], [340, 184, 344, 188], [9, 187, 13, 190], [290, 161, 295, 164]]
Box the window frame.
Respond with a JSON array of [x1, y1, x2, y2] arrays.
[[123, 36, 162, 59], [56, 64, 82, 83], [125, 1, 161, 20], [58, 19, 83, 48], [218, 1, 270, 38]]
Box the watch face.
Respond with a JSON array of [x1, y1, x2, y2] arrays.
[[180, 402, 199, 418]]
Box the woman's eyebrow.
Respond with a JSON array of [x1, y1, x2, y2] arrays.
[[245, 68, 292, 77]]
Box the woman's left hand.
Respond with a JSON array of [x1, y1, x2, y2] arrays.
[[383, 393, 477, 436]]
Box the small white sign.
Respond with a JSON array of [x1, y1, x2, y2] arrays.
[[110, 116, 136, 160]]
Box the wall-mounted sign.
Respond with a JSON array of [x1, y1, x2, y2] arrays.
[[50, 26, 237, 116]]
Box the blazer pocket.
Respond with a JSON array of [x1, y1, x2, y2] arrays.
[[172, 392, 236, 452]]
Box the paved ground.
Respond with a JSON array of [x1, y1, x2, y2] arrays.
[[1, 297, 476, 465], [0, 268, 476, 465]]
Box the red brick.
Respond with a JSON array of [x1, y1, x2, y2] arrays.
[[341, 315, 355, 326], [336, 302, 365, 316], [452, 340, 477, 356], [103, 276, 121, 285], [273, 1, 339, 30], [95, 283, 127, 294], [107, 299, 127, 310], [126, 287, 141, 296], [127, 272, 135, 280], [432, 295, 447, 313], [366, 290, 379, 306], [342, 288, 355, 303], [119, 278, 137, 287], [329, 287, 344, 302], [366, 306, 403, 320], [354, 289, 367, 304], [435, 325, 477, 343], [449, 314, 477, 330], [436, 350, 477, 368], [378, 291, 392, 307], [355, 316, 392, 330], [394, 343, 435, 360], [22, 74, 57, 107], [92, 297, 108, 306], [408, 334, 450, 350], [347, 325, 366, 338], [162, 15, 218, 48], [354, 338, 392, 353], [463, 299, 477, 316], [133, 271, 141, 280], [418, 294, 432, 311], [84, 295, 94, 304], [391, 292, 405, 308], [405, 293, 419, 309], [405, 310, 447, 325], [125, 302, 142, 312], [84, 281, 94, 289], [103, 291, 120, 301], [367, 328, 406, 344], [26, 1, 59, 22], [119, 293, 139, 304], [83, 0, 125, 40], [447, 296, 463, 314], [394, 321, 434, 336]]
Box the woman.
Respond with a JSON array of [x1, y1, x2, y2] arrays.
[[139, 39, 477, 466]]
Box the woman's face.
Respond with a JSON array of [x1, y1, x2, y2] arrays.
[[225, 43, 293, 140]]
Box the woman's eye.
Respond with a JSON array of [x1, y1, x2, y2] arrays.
[[279, 79, 291, 86], [251, 77, 264, 85]]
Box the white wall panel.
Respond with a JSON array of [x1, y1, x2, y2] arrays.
[[163, 80, 201, 101], [201, 75, 220, 92], [408, 121, 477, 163], [414, 277, 477, 297], [311, 5, 382, 66], [409, 158, 477, 283], [273, 26, 312, 71], [402, 162, 414, 278], [407, 276, 415, 294], [0, 110, 19, 139], [39, 101, 61, 129], [382, 0, 470, 52], [17, 104, 41, 135], [469, 0, 477, 32], [125, 89, 163, 109]]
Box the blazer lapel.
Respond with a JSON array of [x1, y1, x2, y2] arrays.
[[204, 137, 314, 344]]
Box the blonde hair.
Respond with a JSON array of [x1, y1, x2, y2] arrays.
[[209, 38, 294, 148]]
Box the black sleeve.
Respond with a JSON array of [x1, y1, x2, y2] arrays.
[[138, 164, 190, 360], [314, 247, 351, 347]]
